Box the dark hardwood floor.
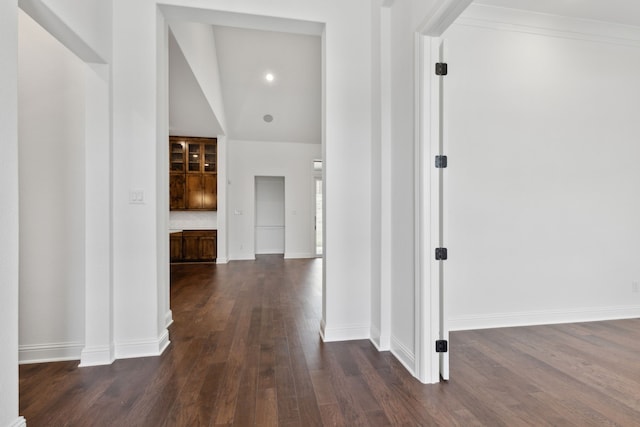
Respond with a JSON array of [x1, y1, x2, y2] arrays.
[[20, 255, 640, 426]]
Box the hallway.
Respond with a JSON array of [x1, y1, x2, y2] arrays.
[[19, 256, 640, 426]]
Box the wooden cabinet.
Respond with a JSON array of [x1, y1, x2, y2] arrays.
[[170, 232, 183, 262], [170, 230, 217, 263], [186, 174, 217, 210], [169, 136, 217, 211], [169, 174, 186, 210]]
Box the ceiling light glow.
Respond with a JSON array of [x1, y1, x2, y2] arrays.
[[265, 73, 275, 82]]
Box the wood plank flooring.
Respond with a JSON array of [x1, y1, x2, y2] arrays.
[[19, 255, 640, 426]]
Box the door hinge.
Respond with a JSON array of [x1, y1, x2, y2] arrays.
[[435, 62, 448, 76], [436, 340, 448, 353], [435, 248, 448, 261], [435, 155, 448, 168]]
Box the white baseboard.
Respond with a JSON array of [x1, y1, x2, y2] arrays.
[[114, 330, 170, 360], [165, 310, 174, 328], [320, 321, 369, 342], [10, 417, 26, 427], [19, 341, 83, 364], [369, 325, 390, 351], [390, 336, 416, 377], [229, 254, 256, 261], [79, 345, 115, 367], [448, 305, 640, 332], [216, 257, 229, 264], [284, 252, 316, 259]]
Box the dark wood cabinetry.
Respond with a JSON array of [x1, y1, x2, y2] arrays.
[[170, 232, 184, 262], [169, 136, 217, 211], [170, 230, 217, 263]]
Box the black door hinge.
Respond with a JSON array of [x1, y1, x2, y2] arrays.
[[435, 62, 448, 76], [435, 155, 448, 168], [435, 248, 448, 261], [436, 340, 448, 353]]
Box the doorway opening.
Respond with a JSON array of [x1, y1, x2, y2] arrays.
[[255, 176, 285, 255]]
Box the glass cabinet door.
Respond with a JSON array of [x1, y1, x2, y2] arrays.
[[170, 140, 185, 172], [204, 143, 217, 173], [188, 143, 202, 172]]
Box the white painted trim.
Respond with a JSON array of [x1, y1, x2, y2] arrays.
[[79, 345, 115, 367], [9, 417, 26, 427], [414, 34, 445, 385], [19, 341, 83, 364], [165, 309, 173, 328], [449, 306, 640, 332], [418, 0, 474, 36], [456, 4, 640, 48], [379, 2, 392, 355], [320, 323, 369, 342], [18, 0, 106, 63], [114, 330, 170, 360], [390, 336, 416, 377], [216, 257, 229, 264], [381, 0, 396, 8], [369, 325, 390, 351], [284, 252, 315, 259], [229, 255, 256, 261]]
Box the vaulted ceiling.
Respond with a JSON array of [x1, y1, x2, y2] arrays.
[[169, 1, 640, 143], [169, 24, 321, 144]]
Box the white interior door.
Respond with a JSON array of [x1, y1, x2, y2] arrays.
[[255, 176, 285, 255]]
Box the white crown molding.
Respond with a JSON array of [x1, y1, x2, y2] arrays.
[[418, 0, 474, 36], [455, 4, 640, 48]]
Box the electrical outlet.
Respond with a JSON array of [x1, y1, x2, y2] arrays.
[[633, 282, 639, 294]]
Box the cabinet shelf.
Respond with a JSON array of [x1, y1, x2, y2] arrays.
[[169, 136, 217, 211]]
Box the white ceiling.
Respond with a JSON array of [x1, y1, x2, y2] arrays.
[[168, 31, 222, 137], [169, 1, 640, 143], [211, 25, 321, 144], [169, 24, 321, 143], [474, 0, 640, 28]]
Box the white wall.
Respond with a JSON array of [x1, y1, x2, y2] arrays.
[[444, 5, 640, 330], [169, 21, 227, 134], [0, 0, 22, 423], [18, 0, 111, 63], [168, 32, 220, 138], [112, 0, 169, 359], [18, 10, 86, 363], [388, 0, 419, 371], [386, 0, 446, 374], [228, 140, 320, 260]]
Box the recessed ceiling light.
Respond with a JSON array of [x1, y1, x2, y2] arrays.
[[263, 114, 274, 123], [265, 73, 275, 82]]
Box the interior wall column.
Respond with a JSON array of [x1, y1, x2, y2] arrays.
[[0, 1, 24, 425], [80, 63, 114, 366]]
